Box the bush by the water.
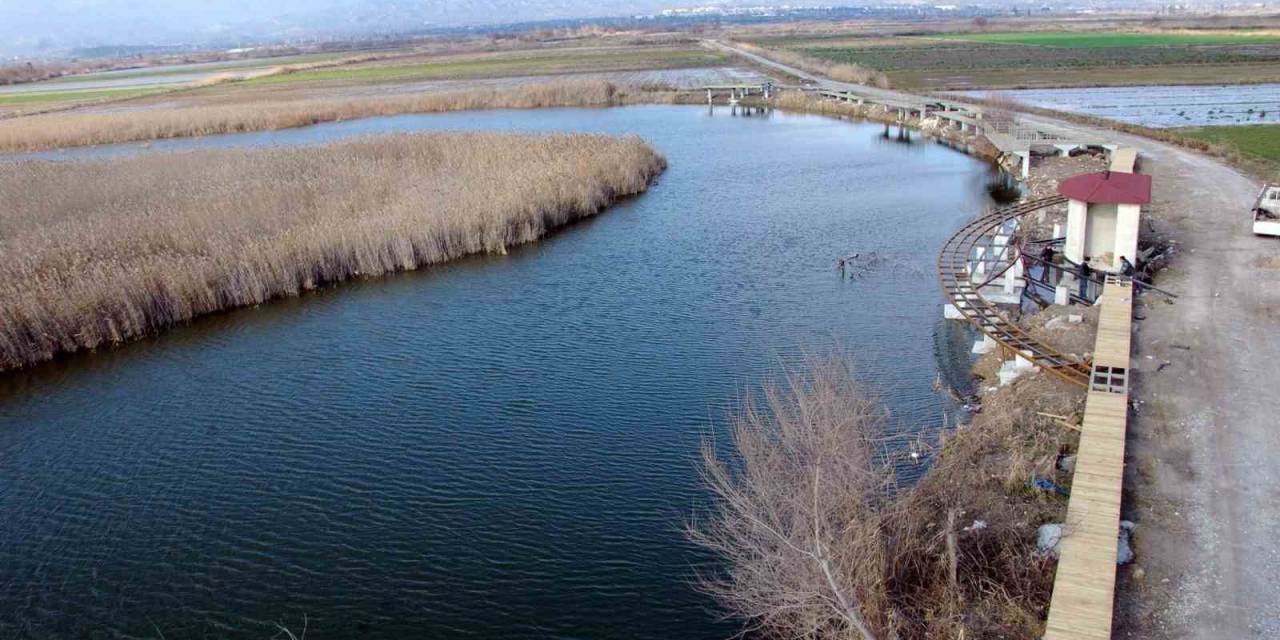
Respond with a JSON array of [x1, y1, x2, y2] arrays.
[[691, 358, 1082, 639]]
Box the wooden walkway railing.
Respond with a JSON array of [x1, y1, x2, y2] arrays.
[[937, 195, 1091, 387], [1043, 276, 1134, 639]]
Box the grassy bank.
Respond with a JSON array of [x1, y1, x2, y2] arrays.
[[0, 79, 626, 153], [692, 358, 1082, 638], [1178, 123, 1280, 168], [0, 132, 666, 371]]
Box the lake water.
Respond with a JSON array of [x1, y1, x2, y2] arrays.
[[0, 106, 996, 638], [952, 83, 1280, 128]]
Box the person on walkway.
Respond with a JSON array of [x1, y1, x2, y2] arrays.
[[1040, 245, 1057, 285], [1079, 258, 1093, 300], [1119, 255, 1136, 278]]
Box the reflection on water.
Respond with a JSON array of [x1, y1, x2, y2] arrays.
[[0, 106, 993, 639]]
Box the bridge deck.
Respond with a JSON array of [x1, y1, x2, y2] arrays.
[[1043, 277, 1134, 639]]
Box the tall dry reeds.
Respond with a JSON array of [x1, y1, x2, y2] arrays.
[[0, 79, 621, 153], [0, 131, 666, 370], [691, 357, 1083, 639]]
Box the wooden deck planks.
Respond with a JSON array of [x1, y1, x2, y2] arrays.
[[1110, 147, 1138, 174], [1044, 280, 1134, 640]]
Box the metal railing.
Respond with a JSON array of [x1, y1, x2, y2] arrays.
[[938, 195, 1091, 387]]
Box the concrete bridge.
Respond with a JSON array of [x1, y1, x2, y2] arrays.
[[701, 82, 776, 104], [706, 40, 1116, 178]]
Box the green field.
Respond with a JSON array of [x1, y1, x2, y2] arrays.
[[932, 30, 1280, 48], [790, 29, 1280, 89], [1180, 124, 1280, 163], [0, 86, 167, 106]]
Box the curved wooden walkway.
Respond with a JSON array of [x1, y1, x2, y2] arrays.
[[937, 195, 1091, 387]]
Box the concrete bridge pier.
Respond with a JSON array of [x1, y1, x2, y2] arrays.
[[1054, 143, 1084, 157]]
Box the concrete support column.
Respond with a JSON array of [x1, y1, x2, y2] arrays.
[[1055, 284, 1070, 306], [1064, 199, 1087, 265], [1115, 203, 1141, 268]]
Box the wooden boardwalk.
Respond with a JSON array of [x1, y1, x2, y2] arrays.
[[1044, 276, 1134, 639]]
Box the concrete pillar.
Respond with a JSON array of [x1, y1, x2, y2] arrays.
[[1003, 266, 1018, 294], [1020, 153, 1031, 179], [1115, 203, 1141, 269], [1064, 199, 1087, 264], [1055, 284, 1070, 306], [972, 335, 997, 354]]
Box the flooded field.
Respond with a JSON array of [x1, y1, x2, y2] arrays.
[[0, 106, 996, 638], [952, 83, 1280, 128]]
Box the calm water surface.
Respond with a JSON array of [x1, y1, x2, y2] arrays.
[[1, 106, 993, 638]]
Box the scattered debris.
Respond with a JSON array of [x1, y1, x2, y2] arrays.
[[836, 251, 882, 280], [1057, 454, 1077, 474], [1117, 521, 1137, 565], [963, 520, 988, 533], [1038, 523, 1064, 559], [1031, 476, 1070, 496]]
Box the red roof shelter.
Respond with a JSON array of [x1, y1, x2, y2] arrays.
[[1057, 171, 1152, 205], [1058, 169, 1152, 277]]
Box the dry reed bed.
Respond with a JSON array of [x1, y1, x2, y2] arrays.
[[0, 132, 666, 371], [0, 79, 622, 153]]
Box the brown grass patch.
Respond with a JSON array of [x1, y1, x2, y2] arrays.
[[0, 132, 665, 371]]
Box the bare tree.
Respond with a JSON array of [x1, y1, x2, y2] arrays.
[[689, 358, 899, 639]]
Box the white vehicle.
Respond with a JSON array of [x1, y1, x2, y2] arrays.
[[1254, 183, 1280, 237]]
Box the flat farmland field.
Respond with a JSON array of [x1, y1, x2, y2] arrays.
[[241, 46, 728, 87], [785, 30, 1280, 89], [932, 30, 1280, 47]]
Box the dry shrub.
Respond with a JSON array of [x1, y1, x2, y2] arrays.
[[728, 41, 891, 89], [692, 357, 1084, 639], [0, 79, 621, 153], [893, 375, 1083, 638], [0, 131, 666, 370], [690, 358, 898, 639]]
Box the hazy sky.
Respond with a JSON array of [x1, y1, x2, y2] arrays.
[[0, 0, 733, 55]]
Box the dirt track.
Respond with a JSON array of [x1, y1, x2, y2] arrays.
[[1014, 111, 1279, 639], [715, 40, 1280, 638]]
